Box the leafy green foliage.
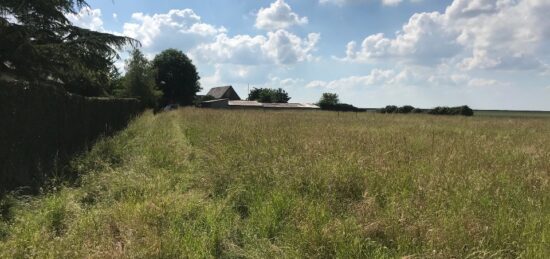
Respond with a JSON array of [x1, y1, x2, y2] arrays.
[[380, 105, 415, 114], [123, 49, 161, 108], [152, 49, 201, 106], [248, 88, 291, 103], [317, 93, 361, 111], [397, 105, 414, 114], [0, 0, 138, 96], [318, 93, 339, 106], [380, 105, 474, 116], [379, 105, 398, 113], [429, 105, 474, 116]]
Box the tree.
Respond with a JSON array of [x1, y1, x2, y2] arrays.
[[317, 93, 361, 112], [248, 88, 290, 103], [152, 49, 201, 106], [397, 105, 415, 114], [318, 93, 339, 106], [0, 0, 138, 96], [123, 49, 161, 108], [273, 88, 291, 103]]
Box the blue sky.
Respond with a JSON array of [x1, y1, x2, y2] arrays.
[[71, 0, 550, 110]]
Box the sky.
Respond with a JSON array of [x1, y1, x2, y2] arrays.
[[70, 0, 550, 110]]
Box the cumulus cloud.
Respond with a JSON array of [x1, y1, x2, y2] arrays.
[[306, 65, 502, 90], [192, 30, 320, 65], [256, 0, 308, 30], [120, 8, 319, 67], [306, 69, 396, 89], [342, 0, 550, 71], [122, 9, 226, 52], [320, 0, 419, 7], [201, 64, 273, 87], [66, 7, 104, 31]]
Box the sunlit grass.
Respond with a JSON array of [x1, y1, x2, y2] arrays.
[[1, 108, 549, 258]]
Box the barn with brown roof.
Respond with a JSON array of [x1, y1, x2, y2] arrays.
[[206, 86, 241, 100]]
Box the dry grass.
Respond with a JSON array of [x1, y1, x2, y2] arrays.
[[1, 108, 549, 258]]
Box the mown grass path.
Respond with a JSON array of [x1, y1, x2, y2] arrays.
[[1, 109, 549, 258]]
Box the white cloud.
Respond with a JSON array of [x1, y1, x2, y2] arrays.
[[121, 8, 319, 67], [201, 64, 271, 87], [192, 30, 320, 65], [305, 65, 504, 91], [382, 0, 403, 6], [467, 78, 498, 87], [342, 0, 550, 71], [306, 69, 396, 89], [122, 9, 226, 52], [66, 7, 104, 31], [256, 0, 308, 30], [320, 0, 418, 7], [342, 11, 460, 65]]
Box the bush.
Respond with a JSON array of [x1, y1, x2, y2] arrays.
[[249, 88, 291, 103], [318, 93, 339, 107], [458, 105, 474, 116], [428, 105, 474, 116], [397, 105, 415, 114], [379, 105, 398, 113], [319, 103, 361, 112], [379, 105, 472, 116]]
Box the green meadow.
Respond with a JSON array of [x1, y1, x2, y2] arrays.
[[1, 109, 549, 258]]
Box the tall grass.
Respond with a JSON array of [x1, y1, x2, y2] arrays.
[[1, 109, 549, 258]]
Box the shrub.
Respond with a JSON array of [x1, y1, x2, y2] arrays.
[[428, 105, 474, 116], [317, 93, 363, 112], [458, 105, 474, 116], [249, 88, 291, 103], [320, 103, 361, 112], [379, 105, 398, 114], [318, 93, 339, 107], [397, 105, 415, 114]]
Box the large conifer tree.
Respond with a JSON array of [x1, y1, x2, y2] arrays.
[[0, 0, 138, 96]]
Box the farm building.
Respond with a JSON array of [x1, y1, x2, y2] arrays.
[[200, 86, 319, 110], [200, 99, 319, 110], [206, 86, 241, 100]]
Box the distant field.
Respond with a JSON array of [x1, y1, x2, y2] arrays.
[[475, 110, 550, 118], [1, 109, 549, 258]]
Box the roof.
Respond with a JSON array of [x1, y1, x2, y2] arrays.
[[228, 100, 263, 107], [262, 103, 319, 109], [202, 99, 228, 103], [227, 100, 319, 109], [207, 86, 234, 99]]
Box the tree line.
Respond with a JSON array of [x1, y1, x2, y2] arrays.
[[115, 49, 201, 108], [380, 105, 474, 116]]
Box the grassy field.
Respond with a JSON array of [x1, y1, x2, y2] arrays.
[[475, 110, 550, 118], [1, 109, 549, 258]]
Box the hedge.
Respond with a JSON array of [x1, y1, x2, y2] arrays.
[[0, 81, 143, 194], [428, 106, 474, 116], [319, 103, 364, 112], [379, 105, 474, 116]]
